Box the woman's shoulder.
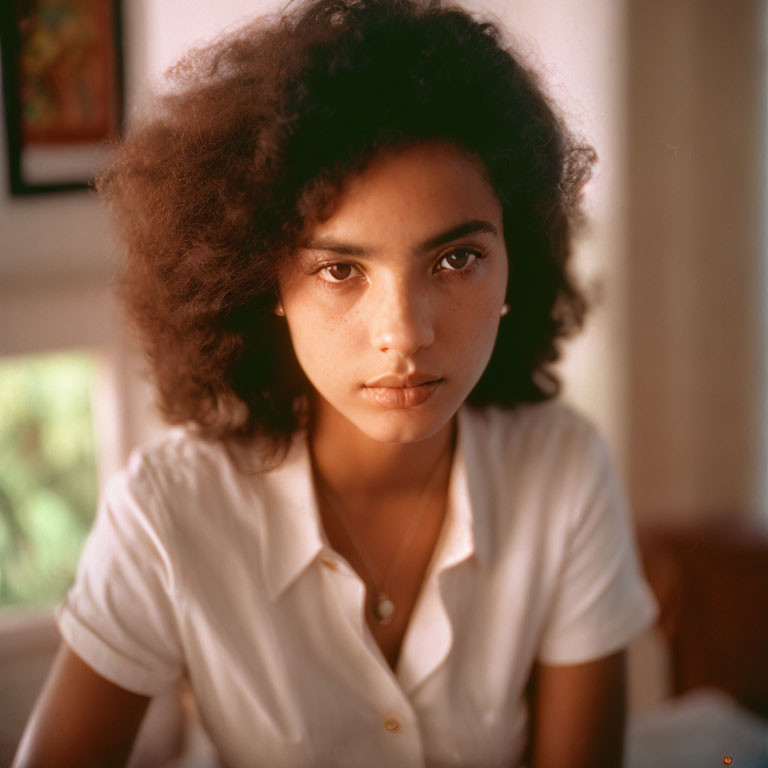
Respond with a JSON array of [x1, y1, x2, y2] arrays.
[[459, 400, 615, 510], [462, 400, 605, 460], [107, 427, 287, 521], [90, 429, 307, 588], [126, 425, 290, 479], [119, 426, 231, 487], [461, 403, 630, 571]]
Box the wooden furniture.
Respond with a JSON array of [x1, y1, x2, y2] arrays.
[[638, 521, 768, 720]]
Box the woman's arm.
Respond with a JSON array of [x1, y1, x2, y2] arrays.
[[526, 650, 626, 768], [12, 642, 151, 768]]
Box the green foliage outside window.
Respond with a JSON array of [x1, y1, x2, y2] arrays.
[[0, 353, 97, 608]]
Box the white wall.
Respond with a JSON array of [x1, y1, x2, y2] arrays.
[[473, 0, 630, 464]]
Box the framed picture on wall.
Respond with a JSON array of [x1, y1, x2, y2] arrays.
[[0, 0, 123, 195]]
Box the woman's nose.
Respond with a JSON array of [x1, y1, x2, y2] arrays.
[[369, 279, 435, 357]]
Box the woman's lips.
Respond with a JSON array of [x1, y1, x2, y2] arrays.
[[362, 379, 443, 408]]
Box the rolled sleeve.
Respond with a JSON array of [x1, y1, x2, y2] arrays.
[[56, 455, 183, 695], [536, 430, 658, 665]]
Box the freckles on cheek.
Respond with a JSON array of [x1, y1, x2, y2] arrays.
[[448, 294, 497, 331], [444, 298, 502, 366], [293, 306, 353, 363]]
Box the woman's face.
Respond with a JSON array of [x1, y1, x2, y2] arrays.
[[278, 142, 509, 444]]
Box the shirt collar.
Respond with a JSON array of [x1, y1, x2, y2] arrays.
[[393, 406, 492, 693], [453, 404, 492, 567], [257, 405, 491, 603], [257, 430, 326, 602]]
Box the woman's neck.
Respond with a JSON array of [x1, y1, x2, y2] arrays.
[[308, 403, 457, 502]]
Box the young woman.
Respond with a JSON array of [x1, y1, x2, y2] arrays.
[[14, 1, 657, 766]]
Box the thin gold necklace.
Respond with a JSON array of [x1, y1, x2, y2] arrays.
[[315, 448, 451, 625]]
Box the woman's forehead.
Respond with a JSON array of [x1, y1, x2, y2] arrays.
[[300, 143, 503, 246]]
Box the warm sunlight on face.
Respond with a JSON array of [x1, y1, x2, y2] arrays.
[[278, 142, 509, 444]]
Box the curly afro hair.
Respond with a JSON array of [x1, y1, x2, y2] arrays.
[[98, 0, 595, 461]]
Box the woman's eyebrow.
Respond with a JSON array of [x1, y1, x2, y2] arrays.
[[301, 219, 498, 257], [420, 219, 498, 251]]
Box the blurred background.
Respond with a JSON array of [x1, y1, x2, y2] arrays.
[[0, 0, 766, 766]]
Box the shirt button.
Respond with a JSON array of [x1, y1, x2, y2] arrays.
[[320, 558, 338, 571], [383, 714, 402, 733]]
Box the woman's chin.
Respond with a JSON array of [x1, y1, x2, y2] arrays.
[[347, 404, 457, 445]]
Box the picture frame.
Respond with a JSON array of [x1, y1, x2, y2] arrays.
[[0, 0, 124, 195]]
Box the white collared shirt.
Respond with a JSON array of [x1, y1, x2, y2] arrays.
[[57, 401, 657, 768]]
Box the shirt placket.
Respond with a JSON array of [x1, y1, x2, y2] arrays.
[[318, 549, 427, 768]]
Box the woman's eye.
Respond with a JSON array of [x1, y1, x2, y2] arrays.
[[318, 263, 359, 283], [438, 248, 480, 272]]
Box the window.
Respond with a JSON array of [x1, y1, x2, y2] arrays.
[[0, 352, 98, 608]]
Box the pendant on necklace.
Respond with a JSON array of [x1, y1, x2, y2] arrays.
[[373, 594, 395, 625]]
